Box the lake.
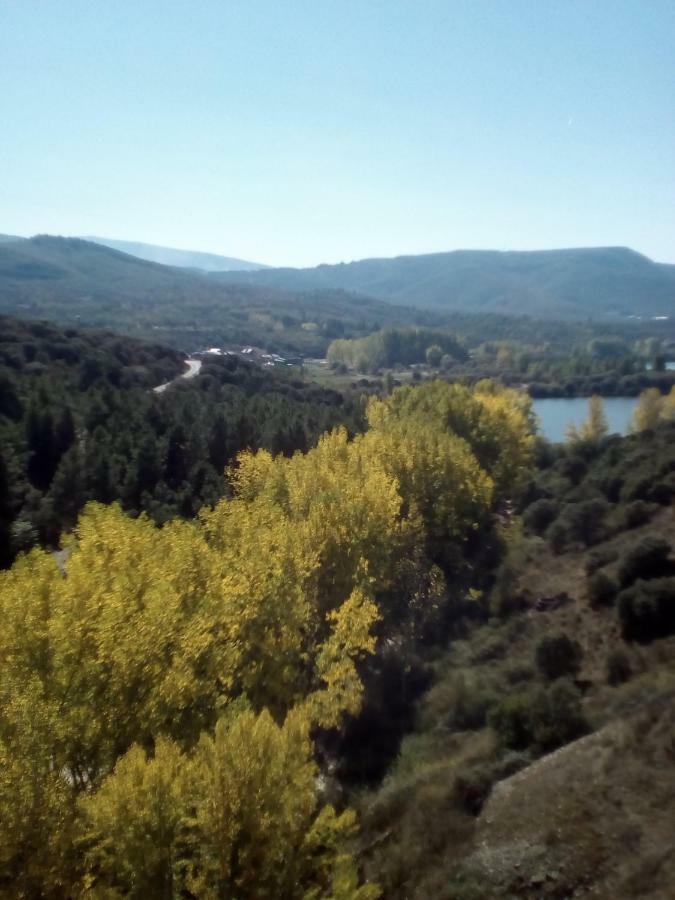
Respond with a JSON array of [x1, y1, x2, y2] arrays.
[[533, 397, 639, 443]]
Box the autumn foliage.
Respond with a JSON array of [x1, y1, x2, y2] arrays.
[[0, 380, 533, 897]]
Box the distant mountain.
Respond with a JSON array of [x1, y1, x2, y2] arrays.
[[0, 235, 425, 354], [214, 247, 675, 320], [0, 234, 25, 244], [83, 236, 266, 272]]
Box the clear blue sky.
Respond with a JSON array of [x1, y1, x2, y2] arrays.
[[1, 0, 673, 266]]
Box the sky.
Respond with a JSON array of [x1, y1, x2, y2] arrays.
[[1, 0, 674, 267]]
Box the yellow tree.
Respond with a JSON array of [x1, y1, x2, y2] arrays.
[[190, 709, 379, 899], [566, 395, 609, 443], [631, 387, 664, 432], [79, 737, 189, 899]]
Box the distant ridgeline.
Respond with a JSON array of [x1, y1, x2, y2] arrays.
[[327, 327, 468, 373], [0, 316, 359, 567], [1, 237, 674, 362]]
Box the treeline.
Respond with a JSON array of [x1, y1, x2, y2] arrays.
[[0, 317, 361, 567], [0, 379, 533, 896], [327, 327, 468, 373], [444, 337, 675, 398]]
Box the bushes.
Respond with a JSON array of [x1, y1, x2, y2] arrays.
[[585, 545, 618, 575], [535, 633, 583, 681], [587, 571, 618, 608], [618, 537, 672, 587], [522, 498, 559, 535], [617, 577, 675, 642], [622, 499, 657, 529], [488, 680, 587, 753], [545, 498, 610, 551], [454, 752, 530, 815]]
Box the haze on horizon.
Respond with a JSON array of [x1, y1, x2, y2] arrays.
[[1, 0, 674, 267]]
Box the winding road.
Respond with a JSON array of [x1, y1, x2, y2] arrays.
[[153, 358, 202, 394]]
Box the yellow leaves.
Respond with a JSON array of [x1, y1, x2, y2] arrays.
[[0, 682, 76, 893], [565, 395, 609, 444], [368, 379, 534, 500], [303, 586, 381, 729], [79, 736, 189, 898], [79, 707, 380, 899], [0, 375, 534, 895], [631, 386, 675, 432]]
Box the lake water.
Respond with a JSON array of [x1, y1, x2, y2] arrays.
[[533, 397, 639, 443]]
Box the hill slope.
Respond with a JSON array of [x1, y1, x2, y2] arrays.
[[215, 247, 675, 319], [0, 236, 424, 354], [83, 235, 266, 272]]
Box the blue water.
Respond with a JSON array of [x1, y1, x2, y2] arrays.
[[533, 397, 639, 443]]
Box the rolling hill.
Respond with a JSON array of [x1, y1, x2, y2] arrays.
[[83, 236, 266, 272], [0, 235, 429, 354], [214, 247, 675, 320]]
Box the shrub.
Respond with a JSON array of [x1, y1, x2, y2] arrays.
[[559, 498, 611, 547], [442, 673, 498, 731], [587, 571, 618, 608], [623, 499, 657, 529], [618, 537, 672, 587], [489, 680, 587, 753], [489, 562, 527, 618], [528, 679, 588, 751], [522, 498, 559, 535], [453, 751, 531, 816], [547, 519, 569, 554], [585, 546, 618, 575], [535, 633, 583, 681], [454, 763, 495, 815], [617, 577, 675, 642], [488, 691, 533, 750], [503, 663, 535, 686], [606, 649, 632, 685]]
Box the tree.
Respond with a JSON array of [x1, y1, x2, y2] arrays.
[[631, 388, 663, 432], [79, 737, 189, 899], [566, 395, 608, 443], [187, 709, 379, 899]]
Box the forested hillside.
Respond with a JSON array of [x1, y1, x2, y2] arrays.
[[356, 407, 675, 898], [215, 247, 675, 319], [0, 236, 431, 355], [0, 317, 359, 567], [3, 238, 674, 371], [0, 378, 533, 897]]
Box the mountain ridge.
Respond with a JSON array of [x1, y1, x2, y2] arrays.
[[82, 235, 266, 272], [213, 246, 675, 319]]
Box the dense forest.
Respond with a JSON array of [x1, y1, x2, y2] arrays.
[[2, 237, 674, 362], [326, 327, 468, 373], [0, 376, 533, 897], [0, 237, 446, 356], [327, 330, 675, 399], [1, 308, 675, 895], [0, 317, 360, 567]]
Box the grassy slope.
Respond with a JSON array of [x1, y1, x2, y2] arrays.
[[358, 506, 675, 899], [215, 247, 675, 319]]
